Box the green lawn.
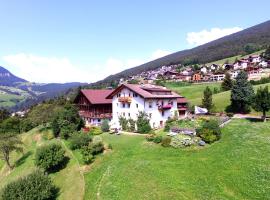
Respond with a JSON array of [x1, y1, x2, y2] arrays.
[[0, 128, 84, 200], [166, 82, 270, 114], [84, 119, 270, 200]]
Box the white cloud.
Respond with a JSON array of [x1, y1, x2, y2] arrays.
[[2, 49, 171, 83], [186, 27, 243, 46], [3, 53, 94, 83]]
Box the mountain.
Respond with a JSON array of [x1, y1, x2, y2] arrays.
[[0, 66, 27, 86], [0, 66, 86, 110], [93, 20, 270, 86]]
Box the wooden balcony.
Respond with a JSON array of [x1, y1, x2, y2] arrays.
[[79, 111, 112, 119], [118, 97, 132, 103], [158, 104, 172, 111]]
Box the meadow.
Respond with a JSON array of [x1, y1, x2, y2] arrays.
[[1, 120, 270, 199]]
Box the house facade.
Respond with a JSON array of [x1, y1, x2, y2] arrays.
[[106, 84, 187, 129], [74, 89, 112, 126]]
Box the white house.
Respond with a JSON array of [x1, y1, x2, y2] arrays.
[[259, 60, 268, 68], [230, 70, 240, 79], [233, 59, 249, 70], [106, 84, 186, 129], [209, 73, 225, 81], [248, 55, 261, 63], [200, 66, 208, 74]]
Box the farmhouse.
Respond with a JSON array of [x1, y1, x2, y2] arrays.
[[74, 89, 112, 126], [106, 84, 187, 129]]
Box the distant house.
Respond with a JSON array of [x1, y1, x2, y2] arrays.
[[209, 73, 225, 81], [248, 55, 261, 63], [233, 59, 249, 70], [259, 60, 268, 68], [222, 64, 234, 70], [177, 97, 188, 117], [200, 66, 208, 74], [209, 64, 219, 71], [74, 89, 113, 126], [163, 71, 179, 80], [192, 73, 202, 82], [230, 70, 240, 79]]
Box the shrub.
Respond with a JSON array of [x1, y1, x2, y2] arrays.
[[161, 136, 171, 147], [145, 134, 155, 142], [92, 135, 103, 144], [88, 142, 104, 155], [127, 118, 136, 132], [1, 170, 57, 200], [226, 112, 234, 117], [81, 148, 94, 164], [119, 116, 128, 131], [136, 111, 152, 134], [35, 143, 66, 172], [197, 119, 221, 143], [101, 119, 110, 132], [69, 133, 92, 150], [153, 135, 162, 144], [89, 126, 103, 135]]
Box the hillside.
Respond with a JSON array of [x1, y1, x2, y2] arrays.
[[93, 20, 270, 86], [0, 66, 86, 110]]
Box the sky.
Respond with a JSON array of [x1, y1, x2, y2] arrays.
[[0, 0, 269, 83]]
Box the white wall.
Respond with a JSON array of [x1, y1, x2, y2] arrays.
[[110, 87, 178, 130]]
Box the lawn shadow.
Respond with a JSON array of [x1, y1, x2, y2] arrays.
[[244, 118, 263, 123], [15, 151, 32, 167], [48, 156, 70, 174]]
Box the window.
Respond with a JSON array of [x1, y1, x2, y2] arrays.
[[128, 113, 130, 117], [129, 93, 131, 97], [123, 112, 126, 116], [161, 101, 164, 106], [128, 103, 131, 108], [117, 103, 118, 107], [98, 119, 101, 122], [122, 103, 125, 108], [149, 113, 152, 118], [136, 104, 138, 108], [162, 111, 164, 116], [149, 101, 152, 108], [133, 93, 138, 97]]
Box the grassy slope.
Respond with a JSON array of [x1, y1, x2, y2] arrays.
[[206, 49, 265, 65], [0, 93, 25, 107], [84, 119, 270, 200], [165, 82, 270, 113], [0, 129, 84, 200]]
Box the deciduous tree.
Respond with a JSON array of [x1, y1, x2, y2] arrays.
[[252, 86, 270, 121]]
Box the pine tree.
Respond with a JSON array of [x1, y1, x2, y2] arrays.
[[230, 71, 254, 113], [221, 72, 233, 91], [252, 86, 270, 121], [202, 86, 214, 112]]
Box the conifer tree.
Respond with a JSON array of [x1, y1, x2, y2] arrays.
[[252, 86, 270, 121], [230, 71, 254, 113], [202, 86, 214, 112], [221, 72, 233, 91]]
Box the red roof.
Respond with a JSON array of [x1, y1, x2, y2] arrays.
[[177, 97, 188, 104], [80, 89, 112, 104], [106, 84, 181, 99]]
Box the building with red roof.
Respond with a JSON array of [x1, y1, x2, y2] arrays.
[[74, 89, 112, 126]]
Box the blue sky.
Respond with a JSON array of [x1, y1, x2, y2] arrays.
[[0, 0, 269, 83]]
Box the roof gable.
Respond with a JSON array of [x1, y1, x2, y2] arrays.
[[79, 89, 112, 104]]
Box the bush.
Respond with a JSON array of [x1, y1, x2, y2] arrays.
[[69, 133, 92, 150], [88, 142, 104, 155], [145, 134, 155, 142], [226, 112, 234, 117], [101, 119, 110, 132], [136, 111, 152, 134], [89, 126, 103, 135], [153, 135, 162, 143], [81, 149, 94, 164], [81, 142, 104, 164], [197, 119, 221, 143], [35, 143, 66, 172], [161, 136, 171, 147], [92, 135, 103, 144], [127, 118, 136, 132], [1, 170, 57, 200]]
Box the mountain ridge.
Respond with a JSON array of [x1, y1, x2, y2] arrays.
[[92, 20, 270, 86]]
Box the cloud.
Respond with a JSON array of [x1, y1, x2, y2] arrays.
[[3, 53, 94, 83], [186, 27, 243, 46], [2, 49, 171, 83]]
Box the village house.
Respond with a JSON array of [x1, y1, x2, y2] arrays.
[[192, 73, 202, 82], [209, 64, 220, 71], [209, 73, 225, 81], [200, 66, 208, 74], [248, 55, 261, 63], [74, 89, 113, 126], [233, 59, 249, 70], [106, 84, 187, 129]]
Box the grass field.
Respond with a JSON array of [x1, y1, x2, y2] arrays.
[[84, 119, 270, 199], [0, 93, 25, 107], [0, 128, 84, 200], [165, 82, 270, 113]]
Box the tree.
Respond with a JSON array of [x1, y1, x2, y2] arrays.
[[230, 71, 254, 113], [221, 72, 233, 91], [0, 133, 23, 170], [0, 117, 22, 134], [101, 119, 110, 132], [261, 46, 270, 60], [136, 111, 152, 134], [1, 170, 58, 200], [252, 86, 270, 121], [0, 109, 9, 123], [202, 86, 214, 112]]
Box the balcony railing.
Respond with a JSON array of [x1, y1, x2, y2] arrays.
[[79, 111, 112, 119], [158, 104, 172, 110], [118, 97, 132, 103]]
